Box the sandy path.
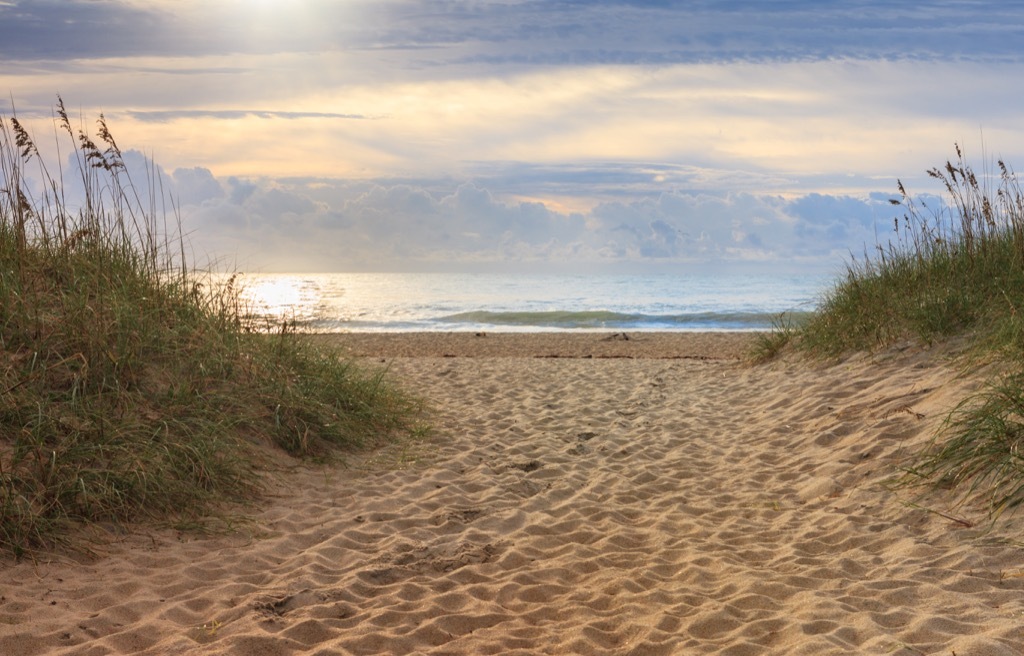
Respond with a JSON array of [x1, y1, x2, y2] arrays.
[[2, 334, 1024, 655]]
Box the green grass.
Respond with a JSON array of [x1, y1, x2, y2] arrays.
[[753, 144, 1024, 514], [0, 97, 422, 557], [905, 373, 1024, 514], [748, 312, 800, 364], [798, 147, 1024, 357]]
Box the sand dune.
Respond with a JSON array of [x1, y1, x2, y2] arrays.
[[3, 333, 1024, 655]]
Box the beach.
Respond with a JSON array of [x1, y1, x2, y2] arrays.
[[2, 332, 1024, 655]]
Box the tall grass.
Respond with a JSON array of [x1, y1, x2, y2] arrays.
[[0, 98, 421, 557], [755, 144, 1024, 514], [798, 145, 1024, 356]]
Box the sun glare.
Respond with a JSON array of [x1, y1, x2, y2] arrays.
[[241, 276, 318, 323]]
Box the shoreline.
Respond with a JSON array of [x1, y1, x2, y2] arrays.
[[306, 330, 757, 360]]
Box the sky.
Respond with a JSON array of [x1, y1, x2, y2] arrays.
[[3, 0, 1024, 274]]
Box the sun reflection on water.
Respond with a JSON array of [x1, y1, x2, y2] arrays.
[[235, 274, 324, 327]]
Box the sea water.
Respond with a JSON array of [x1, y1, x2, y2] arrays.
[[226, 272, 832, 332]]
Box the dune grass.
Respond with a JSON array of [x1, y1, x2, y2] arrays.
[[798, 148, 1024, 358], [752, 145, 1024, 514], [0, 98, 422, 557]]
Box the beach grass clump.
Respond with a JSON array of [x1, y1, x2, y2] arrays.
[[906, 373, 1024, 514], [796, 145, 1024, 357], [748, 312, 800, 364], [755, 144, 1024, 514], [0, 99, 421, 557]]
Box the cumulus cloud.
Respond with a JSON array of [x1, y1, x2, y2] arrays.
[[2, 135, 957, 275], [172, 167, 224, 205], [158, 169, 902, 273]]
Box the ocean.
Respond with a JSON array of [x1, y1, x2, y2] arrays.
[[226, 272, 832, 333]]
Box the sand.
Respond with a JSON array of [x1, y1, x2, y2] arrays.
[[3, 332, 1024, 655]]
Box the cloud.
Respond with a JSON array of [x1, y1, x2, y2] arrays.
[[4, 1, 1021, 276], [368, 0, 1024, 70], [4, 1, 1024, 67], [159, 169, 902, 273], [7, 4, 1024, 193], [125, 110, 374, 122], [0, 1, 352, 60], [16, 142, 930, 274], [0, 1, 170, 60], [172, 167, 224, 205]]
